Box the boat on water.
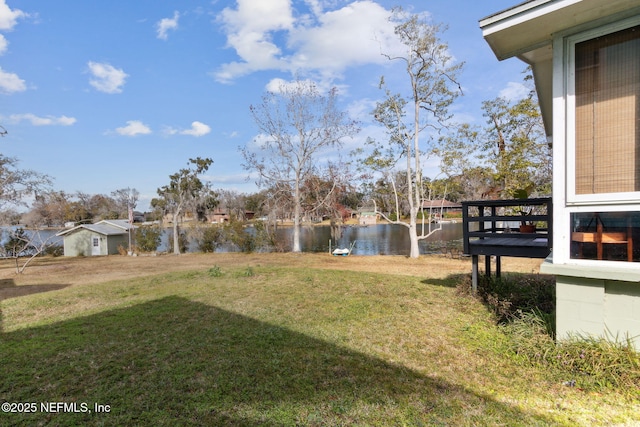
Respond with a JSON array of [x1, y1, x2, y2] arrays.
[[332, 248, 350, 256], [331, 240, 356, 256]]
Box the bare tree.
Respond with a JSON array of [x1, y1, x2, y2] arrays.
[[362, 9, 463, 258], [1, 228, 58, 274], [242, 79, 359, 252], [111, 187, 139, 220], [0, 154, 52, 210]]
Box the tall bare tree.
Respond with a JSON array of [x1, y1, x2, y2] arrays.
[[362, 9, 463, 258], [242, 79, 359, 252]]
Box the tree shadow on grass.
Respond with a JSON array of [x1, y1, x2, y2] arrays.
[[0, 278, 70, 337], [1, 296, 557, 426], [0, 278, 69, 300], [421, 273, 468, 288]]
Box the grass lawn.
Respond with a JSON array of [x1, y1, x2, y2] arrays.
[[0, 254, 638, 426]]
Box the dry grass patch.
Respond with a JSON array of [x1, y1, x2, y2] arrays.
[[0, 252, 542, 292]]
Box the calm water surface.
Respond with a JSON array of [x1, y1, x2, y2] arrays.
[[273, 222, 463, 256], [22, 222, 463, 256]]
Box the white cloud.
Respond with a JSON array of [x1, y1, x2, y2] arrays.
[[215, 0, 403, 84], [0, 0, 26, 31], [288, 1, 402, 73], [346, 97, 377, 121], [156, 11, 179, 40], [88, 61, 128, 94], [8, 113, 76, 126], [0, 66, 25, 93], [0, 33, 7, 55], [180, 121, 211, 137], [499, 81, 529, 101], [0, 2, 27, 87], [163, 121, 212, 137], [202, 172, 255, 185], [264, 77, 312, 94], [215, 0, 294, 82], [303, 0, 324, 17], [116, 120, 151, 136]]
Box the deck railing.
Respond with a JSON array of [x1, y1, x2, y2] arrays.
[[461, 197, 553, 291], [462, 197, 553, 255]]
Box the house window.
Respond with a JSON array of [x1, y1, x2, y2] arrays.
[[571, 211, 638, 262], [572, 24, 640, 199]]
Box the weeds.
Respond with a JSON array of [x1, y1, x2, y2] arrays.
[[457, 272, 555, 323], [458, 272, 640, 398], [503, 312, 640, 396], [208, 265, 223, 277]]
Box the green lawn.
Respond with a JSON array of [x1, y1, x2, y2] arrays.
[[1, 263, 638, 426]]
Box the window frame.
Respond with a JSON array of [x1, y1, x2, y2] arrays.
[[566, 16, 640, 206]]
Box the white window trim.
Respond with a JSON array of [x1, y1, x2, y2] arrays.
[[565, 16, 640, 206]]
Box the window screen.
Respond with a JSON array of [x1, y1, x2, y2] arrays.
[[575, 25, 640, 194]]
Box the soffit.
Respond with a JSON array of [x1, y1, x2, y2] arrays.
[[480, 0, 640, 61]]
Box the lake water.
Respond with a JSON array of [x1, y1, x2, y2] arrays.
[[15, 222, 463, 256], [270, 222, 463, 256]]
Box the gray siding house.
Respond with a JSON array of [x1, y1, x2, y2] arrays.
[[57, 220, 134, 256]]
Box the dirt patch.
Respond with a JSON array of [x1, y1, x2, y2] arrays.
[[0, 253, 544, 296]]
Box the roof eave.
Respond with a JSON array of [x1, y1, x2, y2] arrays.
[[480, 0, 640, 138], [481, 0, 640, 61]]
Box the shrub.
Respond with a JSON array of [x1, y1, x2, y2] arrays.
[[251, 220, 276, 252], [222, 220, 255, 253], [2, 228, 35, 257], [135, 225, 163, 253], [457, 272, 555, 323], [192, 225, 222, 253], [42, 243, 63, 257]]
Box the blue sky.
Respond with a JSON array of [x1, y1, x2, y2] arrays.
[[0, 0, 526, 212]]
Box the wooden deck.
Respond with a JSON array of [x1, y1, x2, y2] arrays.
[[462, 198, 553, 291]]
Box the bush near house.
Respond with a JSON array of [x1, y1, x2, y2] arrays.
[[458, 273, 640, 396]]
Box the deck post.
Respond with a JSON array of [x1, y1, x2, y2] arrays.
[[496, 255, 501, 278], [472, 255, 478, 292], [485, 255, 491, 277]]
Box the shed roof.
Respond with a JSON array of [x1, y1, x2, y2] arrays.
[[57, 219, 135, 237]]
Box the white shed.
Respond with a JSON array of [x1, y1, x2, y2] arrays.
[[57, 220, 135, 256]]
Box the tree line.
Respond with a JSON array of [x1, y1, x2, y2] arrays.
[[0, 8, 551, 259]]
